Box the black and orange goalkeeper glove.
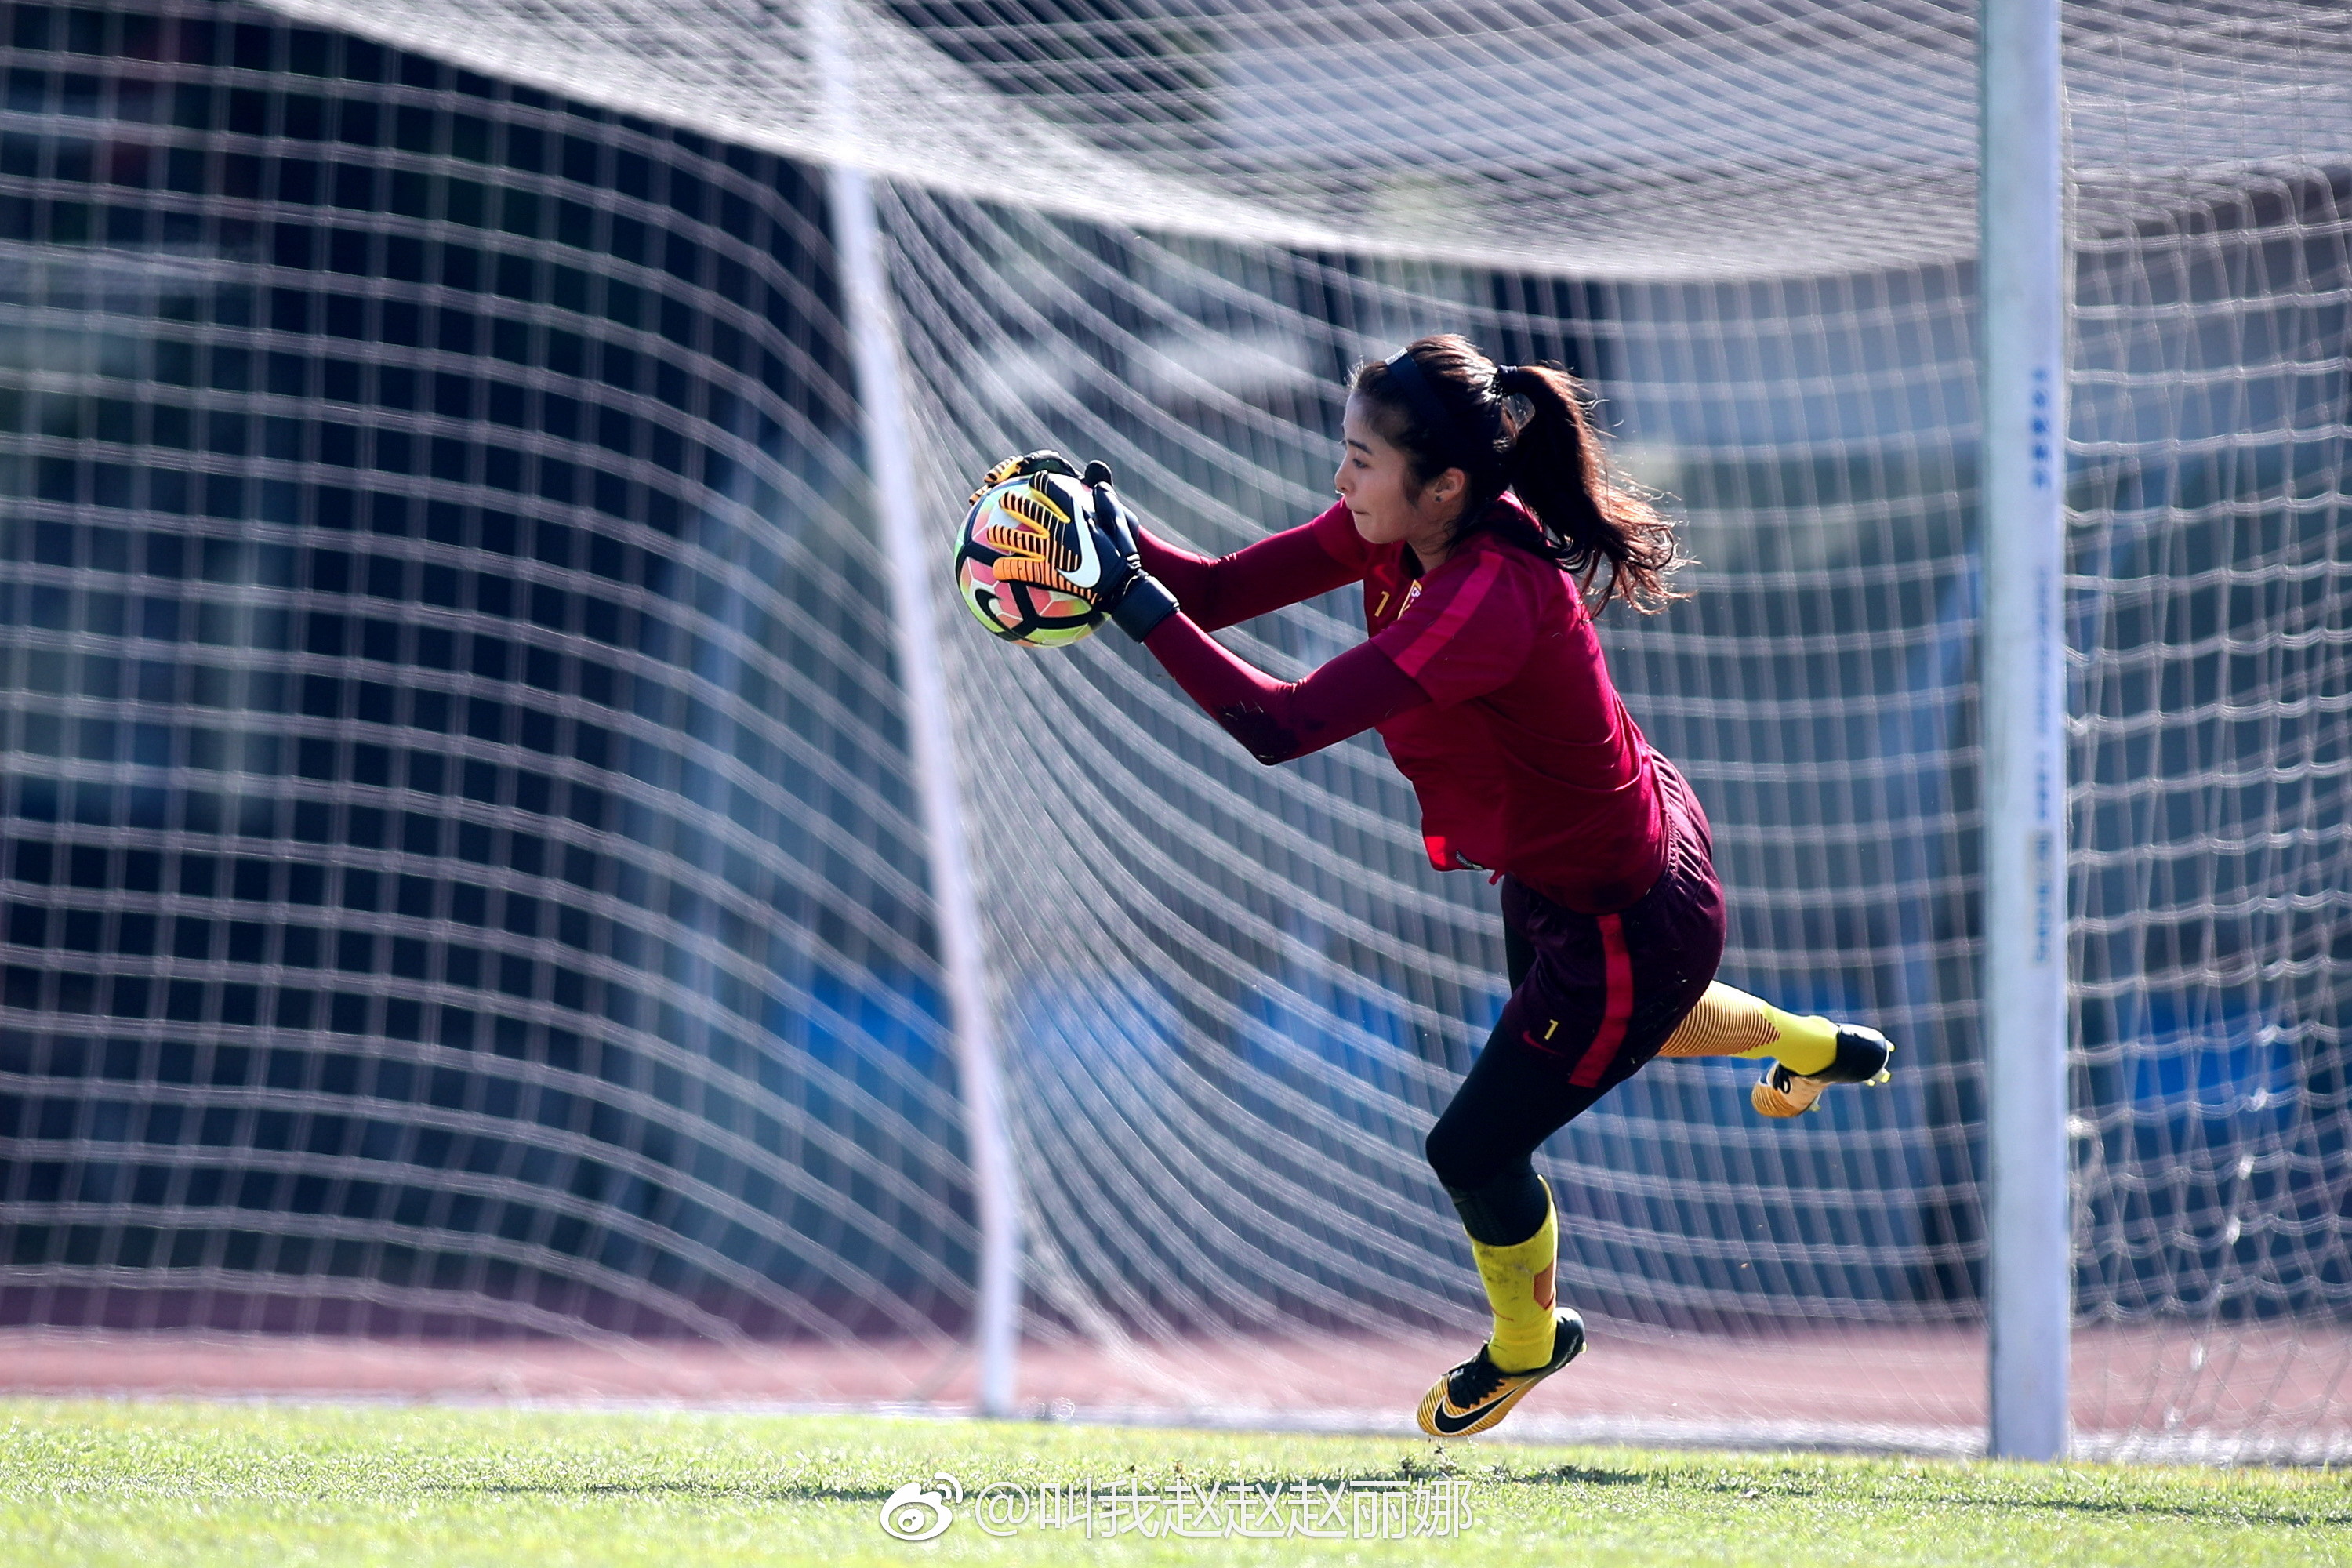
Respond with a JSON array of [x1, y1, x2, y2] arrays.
[[968, 448, 1078, 503], [1078, 459, 1178, 641]]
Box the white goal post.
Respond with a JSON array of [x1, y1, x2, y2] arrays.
[[1980, 0, 2073, 1462]]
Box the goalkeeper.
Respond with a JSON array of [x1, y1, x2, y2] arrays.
[[988, 334, 1892, 1437]]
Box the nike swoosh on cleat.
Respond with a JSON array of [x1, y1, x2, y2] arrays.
[[1424, 1399, 1500, 1436]]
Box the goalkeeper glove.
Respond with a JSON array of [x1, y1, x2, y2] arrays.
[[1077, 460, 1179, 641], [968, 448, 1079, 503]]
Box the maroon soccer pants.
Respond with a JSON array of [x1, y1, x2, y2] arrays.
[[1423, 760, 1726, 1195]]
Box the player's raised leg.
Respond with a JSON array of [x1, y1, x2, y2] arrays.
[[1654, 981, 1894, 1117]]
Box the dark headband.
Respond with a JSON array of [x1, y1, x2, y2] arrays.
[[1381, 348, 1513, 464]]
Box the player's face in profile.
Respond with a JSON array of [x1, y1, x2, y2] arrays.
[[1337, 394, 1464, 557]]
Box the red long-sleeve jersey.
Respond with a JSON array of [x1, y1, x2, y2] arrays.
[[1137, 498, 1675, 914]]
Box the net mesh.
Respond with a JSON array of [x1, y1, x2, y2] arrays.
[[0, 0, 2344, 1459]]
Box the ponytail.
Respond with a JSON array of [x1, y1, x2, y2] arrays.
[[1352, 336, 1687, 613], [1494, 362, 1685, 612]]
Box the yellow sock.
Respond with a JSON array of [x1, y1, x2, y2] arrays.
[[1469, 1177, 1559, 1373], [1657, 982, 1839, 1074]]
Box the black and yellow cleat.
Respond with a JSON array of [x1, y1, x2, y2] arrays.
[[1751, 1025, 1894, 1118], [1414, 1310, 1585, 1437]]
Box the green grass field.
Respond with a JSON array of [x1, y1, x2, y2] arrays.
[[2, 1400, 2346, 1567]]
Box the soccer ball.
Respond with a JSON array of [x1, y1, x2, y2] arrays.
[[953, 470, 1105, 648]]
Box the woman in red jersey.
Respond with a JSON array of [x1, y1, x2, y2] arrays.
[[989, 334, 1890, 1435]]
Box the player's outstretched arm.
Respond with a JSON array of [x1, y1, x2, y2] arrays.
[[1078, 468, 1427, 762], [1148, 622, 1428, 764], [1132, 513, 1364, 631], [997, 451, 1359, 630]]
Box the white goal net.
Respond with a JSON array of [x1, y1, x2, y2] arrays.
[[0, 0, 2344, 1460]]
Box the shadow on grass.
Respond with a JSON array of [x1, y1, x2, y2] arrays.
[[1515, 1466, 1654, 1487], [442, 1466, 1504, 1506], [1497, 1467, 2346, 1529], [427, 1481, 901, 1504], [437, 1469, 2350, 1530], [1682, 1475, 2346, 1527]]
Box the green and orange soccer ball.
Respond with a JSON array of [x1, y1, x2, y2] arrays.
[[953, 469, 1106, 648]]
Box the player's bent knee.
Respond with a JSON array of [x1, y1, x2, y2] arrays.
[[1425, 1114, 1519, 1195], [1423, 1118, 1479, 1189]]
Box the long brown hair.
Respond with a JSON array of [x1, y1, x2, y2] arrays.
[[1352, 334, 1686, 612]]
